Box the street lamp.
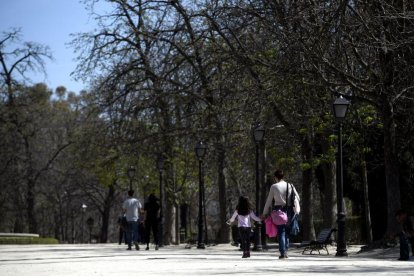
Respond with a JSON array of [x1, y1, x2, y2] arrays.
[[195, 141, 207, 249], [333, 95, 350, 257], [81, 203, 87, 243], [127, 166, 136, 190], [252, 123, 265, 251], [156, 155, 165, 248]]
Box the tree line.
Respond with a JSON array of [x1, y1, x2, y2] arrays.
[[1, 0, 414, 244]]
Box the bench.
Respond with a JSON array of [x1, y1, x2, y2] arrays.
[[299, 228, 337, 255]]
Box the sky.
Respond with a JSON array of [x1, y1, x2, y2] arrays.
[[0, 0, 108, 93]]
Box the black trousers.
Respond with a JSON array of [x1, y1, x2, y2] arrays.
[[118, 227, 126, 244], [145, 219, 159, 245], [239, 227, 251, 252]]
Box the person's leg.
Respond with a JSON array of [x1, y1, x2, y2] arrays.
[[140, 223, 145, 244], [399, 233, 410, 260], [238, 228, 244, 251], [409, 238, 414, 257], [239, 227, 248, 257], [132, 221, 140, 250], [285, 224, 291, 257], [145, 221, 151, 249], [246, 227, 251, 257], [126, 222, 133, 249], [118, 227, 123, 245], [277, 224, 286, 257], [152, 220, 159, 248]]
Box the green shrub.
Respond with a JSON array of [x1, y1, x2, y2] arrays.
[[0, 237, 59, 245]]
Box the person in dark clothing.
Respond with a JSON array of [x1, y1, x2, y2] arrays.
[[395, 209, 414, 261], [117, 213, 127, 245], [144, 194, 160, 250]]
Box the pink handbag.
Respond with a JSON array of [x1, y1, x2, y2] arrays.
[[265, 217, 277, 237], [271, 209, 288, 225]]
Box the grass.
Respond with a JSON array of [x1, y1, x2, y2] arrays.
[[0, 237, 59, 245]]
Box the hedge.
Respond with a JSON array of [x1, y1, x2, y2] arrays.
[[0, 237, 59, 245]]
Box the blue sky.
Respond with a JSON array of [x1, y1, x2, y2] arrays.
[[0, 0, 107, 93]]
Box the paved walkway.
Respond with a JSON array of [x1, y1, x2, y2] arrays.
[[0, 243, 412, 275]]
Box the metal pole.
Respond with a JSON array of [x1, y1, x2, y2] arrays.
[[253, 142, 263, 251], [336, 123, 348, 256], [260, 140, 267, 249], [159, 169, 164, 247], [129, 178, 132, 191], [203, 164, 208, 246], [197, 159, 205, 249]]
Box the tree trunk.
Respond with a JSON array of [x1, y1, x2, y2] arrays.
[[100, 184, 115, 243], [381, 99, 401, 235], [216, 142, 229, 243], [162, 150, 175, 245], [27, 179, 38, 234], [175, 204, 180, 244], [319, 134, 337, 229], [320, 162, 337, 229], [361, 159, 373, 244], [301, 134, 316, 241], [260, 144, 268, 247]]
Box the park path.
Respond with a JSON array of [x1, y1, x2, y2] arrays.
[[0, 243, 412, 275]]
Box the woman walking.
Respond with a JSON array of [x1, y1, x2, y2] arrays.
[[262, 170, 300, 259]]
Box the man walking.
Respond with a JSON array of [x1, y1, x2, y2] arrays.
[[123, 190, 142, 250]]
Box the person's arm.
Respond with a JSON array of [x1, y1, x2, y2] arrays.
[[291, 185, 301, 214], [138, 201, 144, 222], [262, 186, 274, 216], [293, 185, 300, 202], [143, 203, 147, 221], [229, 210, 238, 223], [122, 201, 127, 214], [249, 211, 261, 222]]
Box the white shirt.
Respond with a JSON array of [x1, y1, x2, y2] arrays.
[[229, 211, 261, 227], [263, 180, 300, 215], [122, 197, 142, 222]]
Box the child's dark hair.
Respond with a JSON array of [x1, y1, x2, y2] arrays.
[[236, 196, 253, 216]]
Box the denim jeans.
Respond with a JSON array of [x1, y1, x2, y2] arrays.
[[277, 224, 290, 256], [126, 221, 139, 248], [274, 206, 293, 256]]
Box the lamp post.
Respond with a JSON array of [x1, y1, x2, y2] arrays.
[[157, 156, 165, 247], [127, 166, 136, 191], [195, 141, 207, 249], [81, 203, 87, 243], [252, 123, 265, 251], [333, 95, 350, 257]]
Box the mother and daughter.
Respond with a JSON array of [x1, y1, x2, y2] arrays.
[[228, 170, 300, 259]]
